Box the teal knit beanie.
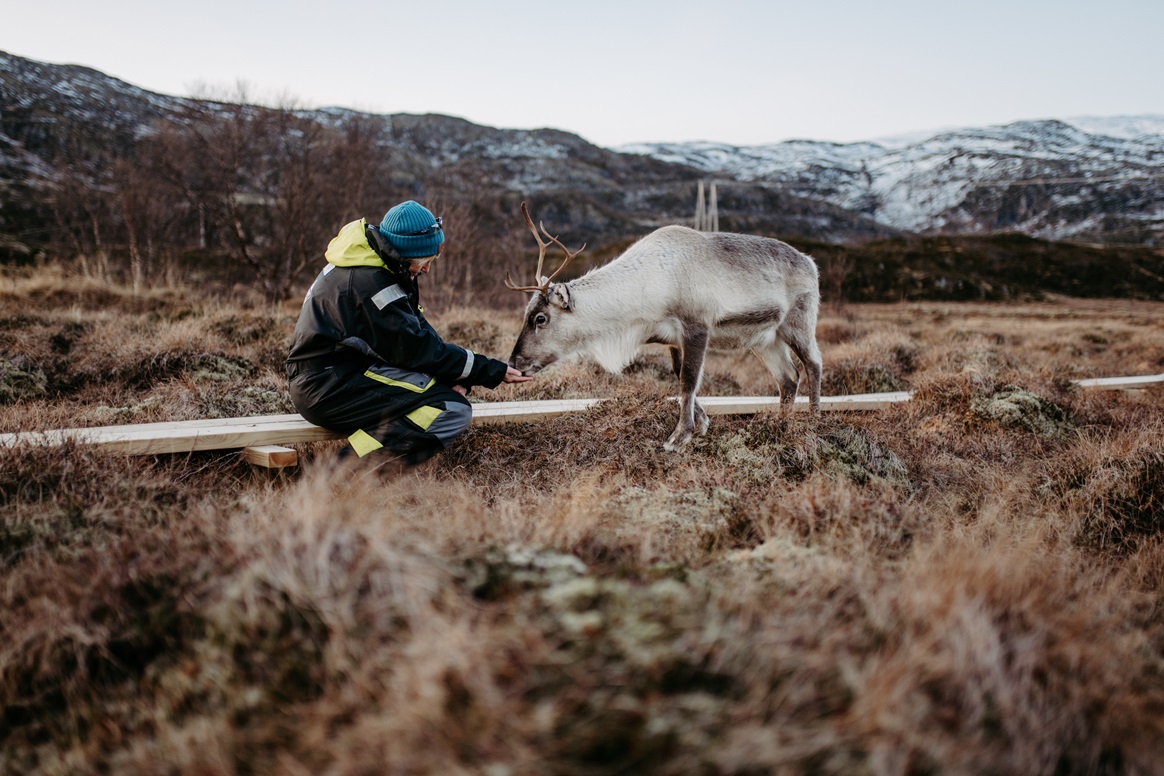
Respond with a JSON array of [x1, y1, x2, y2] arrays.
[[379, 201, 445, 259]]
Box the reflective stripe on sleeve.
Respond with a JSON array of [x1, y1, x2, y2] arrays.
[[458, 348, 475, 381], [371, 285, 407, 310]]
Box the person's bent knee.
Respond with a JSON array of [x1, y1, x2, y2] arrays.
[[430, 401, 473, 447], [405, 399, 472, 448]]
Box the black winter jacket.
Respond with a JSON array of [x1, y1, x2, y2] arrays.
[[286, 219, 508, 389]]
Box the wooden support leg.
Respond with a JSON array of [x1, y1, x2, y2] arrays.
[[241, 445, 298, 468]]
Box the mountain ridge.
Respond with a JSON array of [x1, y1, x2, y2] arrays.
[[620, 116, 1164, 244], [2, 49, 1162, 248]]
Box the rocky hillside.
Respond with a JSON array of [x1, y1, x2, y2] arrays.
[[0, 51, 892, 254], [2, 50, 1162, 253]]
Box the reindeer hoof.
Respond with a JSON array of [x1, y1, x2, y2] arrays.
[[663, 429, 693, 451], [695, 405, 710, 435]]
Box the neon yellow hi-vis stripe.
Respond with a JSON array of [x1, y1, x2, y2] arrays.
[[405, 405, 442, 431], [348, 429, 383, 458], [363, 370, 435, 393]]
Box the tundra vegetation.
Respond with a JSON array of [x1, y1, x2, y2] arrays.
[[1, 262, 1163, 775]]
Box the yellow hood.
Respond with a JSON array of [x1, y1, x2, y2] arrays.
[[324, 219, 388, 268]]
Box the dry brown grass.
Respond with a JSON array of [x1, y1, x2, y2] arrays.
[[2, 268, 1164, 775]]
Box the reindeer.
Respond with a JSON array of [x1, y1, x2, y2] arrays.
[[506, 203, 823, 450]]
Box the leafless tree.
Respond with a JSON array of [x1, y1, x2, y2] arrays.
[[32, 79, 521, 302], [133, 86, 406, 299], [412, 192, 530, 310]]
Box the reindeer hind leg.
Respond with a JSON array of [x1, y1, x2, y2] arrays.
[[788, 337, 822, 414], [778, 296, 822, 415], [756, 340, 801, 412]]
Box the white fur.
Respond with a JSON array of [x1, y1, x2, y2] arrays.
[[581, 325, 651, 373]]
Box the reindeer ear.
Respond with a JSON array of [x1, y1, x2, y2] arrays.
[[547, 283, 573, 311]]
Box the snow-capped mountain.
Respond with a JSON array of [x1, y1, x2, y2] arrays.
[[619, 117, 1164, 243], [3, 48, 1162, 246]]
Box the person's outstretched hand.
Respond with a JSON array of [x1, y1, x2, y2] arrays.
[[504, 366, 533, 383]]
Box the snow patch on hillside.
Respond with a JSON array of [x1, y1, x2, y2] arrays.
[[617, 116, 1164, 240]]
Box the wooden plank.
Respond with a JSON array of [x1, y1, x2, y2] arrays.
[[0, 417, 340, 455], [240, 445, 299, 468], [1075, 373, 1164, 391], [698, 391, 914, 414], [0, 392, 911, 454], [0, 373, 1157, 456], [472, 398, 604, 425], [0, 401, 603, 453], [472, 391, 913, 425]]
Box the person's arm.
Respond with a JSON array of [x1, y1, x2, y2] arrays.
[[357, 274, 511, 388]]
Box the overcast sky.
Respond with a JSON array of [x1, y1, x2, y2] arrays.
[[4, 0, 1162, 148]]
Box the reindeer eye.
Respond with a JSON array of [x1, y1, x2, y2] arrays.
[[533, 312, 548, 326]]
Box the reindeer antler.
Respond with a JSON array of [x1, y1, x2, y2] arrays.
[[504, 201, 586, 293]]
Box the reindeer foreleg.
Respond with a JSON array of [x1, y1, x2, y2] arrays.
[[665, 324, 709, 451], [669, 345, 709, 436]]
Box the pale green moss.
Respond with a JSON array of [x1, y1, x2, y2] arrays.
[[970, 386, 1072, 437]]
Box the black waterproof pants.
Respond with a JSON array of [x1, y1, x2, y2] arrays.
[[289, 362, 472, 465]]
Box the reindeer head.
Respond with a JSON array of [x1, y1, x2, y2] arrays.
[[506, 202, 585, 375]]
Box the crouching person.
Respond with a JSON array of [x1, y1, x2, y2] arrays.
[[286, 200, 531, 465]]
